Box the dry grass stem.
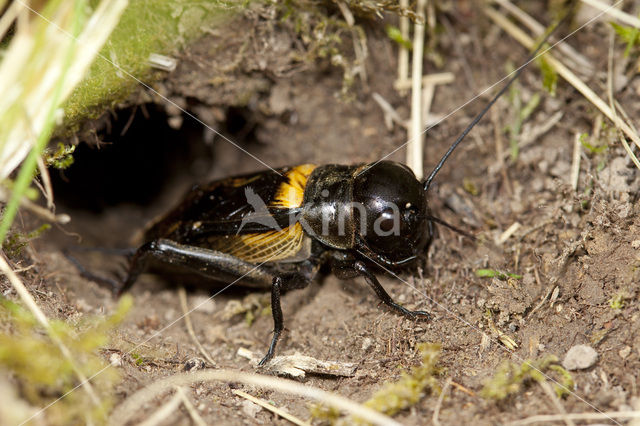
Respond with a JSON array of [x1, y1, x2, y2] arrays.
[[109, 370, 401, 426], [394, 72, 454, 91], [396, 0, 410, 94], [509, 410, 640, 425], [175, 387, 206, 426], [233, 389, 310, 426], [570, 132, 581, 191], [538, 380, 575, 426], [485, 6, 640, 168], [581, 0, 640, 28], [450, 380, 476, 397], [137, 389, 182, 426], [36, 157, 55, 210], [372, 92, 408, 130], [0, 188, 70, 224], [498, 222, 521, 245], [0, 0, 127, 180], [407, 0, 427, 179], [493, 0, 593, 72], [432, 377, 452, 426], [178, 287, 217, 366], [606, 28, 640, 170]]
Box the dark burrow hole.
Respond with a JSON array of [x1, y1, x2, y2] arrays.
[[50, 103, 257, 212]]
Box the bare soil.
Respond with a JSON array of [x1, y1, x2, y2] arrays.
[[7, 2, 640, 425]]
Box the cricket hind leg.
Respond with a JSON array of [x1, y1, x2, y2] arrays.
[[353, 260, 431, 320], [120, 238, 273, 295], [259, 271, 313, 366]]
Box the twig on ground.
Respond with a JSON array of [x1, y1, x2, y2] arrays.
[[237, 348, 357, 378], [497, 222, 521, 245], [178, 287, 217, 367], [233, 389, 310, 426], [450, 380, 476, 397], [432, 377, 452, 426]]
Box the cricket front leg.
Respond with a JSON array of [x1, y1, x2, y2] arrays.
[[354, 260, 431, 320]]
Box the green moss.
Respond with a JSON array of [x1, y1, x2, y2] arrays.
[[481, 355, 574, 400], [44, 143, 76, 170], [3, 223, 51, 257], [475, 269, 522, 280], [309, 343, 441, 424], [61, 0, 234, 132], [357, 343, 441, 423], [0, 295, 132, 424]]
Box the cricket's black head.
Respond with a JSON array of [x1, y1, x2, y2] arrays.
[[353, 161, 433, 267]]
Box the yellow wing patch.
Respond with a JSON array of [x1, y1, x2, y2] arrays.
[[271, 164, 317, 208], [210, 222, 305, 263], [208, 164, 316, 263]]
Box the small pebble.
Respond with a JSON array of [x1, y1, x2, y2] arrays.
[[562, 344, 598, 370], [619, 346, 632, 359], [109, 353, 122, 367], [241, 400, 261, 418]]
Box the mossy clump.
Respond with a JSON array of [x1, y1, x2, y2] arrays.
[[310, 342, 441, 424], [3, 223, 51, 257], [481, 355, 574, 400], [0, 295, 132, 425], [44, 142, 76, 170]]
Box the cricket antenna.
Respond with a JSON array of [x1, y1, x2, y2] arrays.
[[423, 17, 565, 192]]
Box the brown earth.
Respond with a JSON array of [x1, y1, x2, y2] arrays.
[[6, 2, 640, 425]]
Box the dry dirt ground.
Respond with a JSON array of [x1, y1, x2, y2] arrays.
[[5, 2, 640, 425]]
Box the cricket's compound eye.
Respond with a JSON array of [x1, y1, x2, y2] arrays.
[[353, 161, 431, 262]]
